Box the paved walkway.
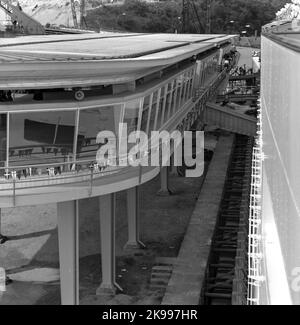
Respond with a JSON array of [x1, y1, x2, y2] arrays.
[[162, 134, 235, 305]]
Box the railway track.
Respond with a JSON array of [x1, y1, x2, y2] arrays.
[[201, 134, 254, 305]]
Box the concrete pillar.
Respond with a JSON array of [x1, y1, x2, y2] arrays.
[[97, 193, 122, 295], [57, 200, 79, 305], [124, 187, 145, 250], [157, 166, 173, 196], [169, 154, 178, 176], [0, 209, 8, 244]]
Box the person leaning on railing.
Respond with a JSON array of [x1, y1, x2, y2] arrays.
[[0, 90, 13, 102], [1, 159, 111, 182], [224, 59, 230, 70]]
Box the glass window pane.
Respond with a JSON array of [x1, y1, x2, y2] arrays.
[[182, 71, 189, 104], [77, 105, 122, 162], [168, 81, 176, 120], [164, 82, 173, 124], [0, 113, 7, 177], [177, 75, 184, 109], [188, 69, 194, 99], [172, 79, 179, 115], [121, 99, 141, 158], [202, 63, 207, 85], [188, 70, 193, 99], [123, 99, 140, 134], [140, 95, 150, 133], [199, 65, 204, 86], [9, 111, 76, 174], [149, 90, 160, 132], [157, 85, 167, 129]]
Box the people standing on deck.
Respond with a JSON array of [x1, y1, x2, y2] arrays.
[[230, 44, 237, 55], [0, 91, 13, 102], [223, 50, 237, 71], [239, 66, 246, 75], [224, 59, 230, 70]]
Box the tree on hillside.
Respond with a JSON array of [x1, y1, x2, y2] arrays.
[[85, 0, 288, 34]]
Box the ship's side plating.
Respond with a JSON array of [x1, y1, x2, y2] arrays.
[[259, 23, 300, 305]]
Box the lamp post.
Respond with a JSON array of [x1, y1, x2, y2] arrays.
[[115, 12, 126, 30], [175, 16, 182, 34], [228, 20, 235, 34], [245, 24, 251, 36]]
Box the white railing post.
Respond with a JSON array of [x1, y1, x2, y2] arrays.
[[247, 98, 264, 305]]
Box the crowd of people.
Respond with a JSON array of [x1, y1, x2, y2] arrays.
[[0, 91, 13, 102], [223, 45, 238, 70], [232, 65, 254, 76], [1, 160, 112, 182]]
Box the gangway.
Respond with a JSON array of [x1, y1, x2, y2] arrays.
[[204, 102, 257, 137], [216, 94, 259, 103], [229, 73, 260, 82], [0, 0, 45, 35]]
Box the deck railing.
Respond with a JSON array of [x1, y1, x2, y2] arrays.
[[247, 100, 263, 305]]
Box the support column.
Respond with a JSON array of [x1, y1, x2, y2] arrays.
[[124, 187, 145, 250], [0, 208, 8, 244], [57, 200, 79, 305], [97, 193, 122, 295], [169, 154, 178, 176], [218, 48, 224, 71], [157, 166, 173, 196]]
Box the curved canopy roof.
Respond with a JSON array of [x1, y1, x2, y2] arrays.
[[0, 32, 235, 89]]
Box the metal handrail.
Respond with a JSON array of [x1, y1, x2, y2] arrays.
[[0, 158, 101, 171]]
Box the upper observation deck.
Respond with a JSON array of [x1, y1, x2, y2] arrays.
[[0, 33, 234, 90], [0, 32, 236, 207]]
